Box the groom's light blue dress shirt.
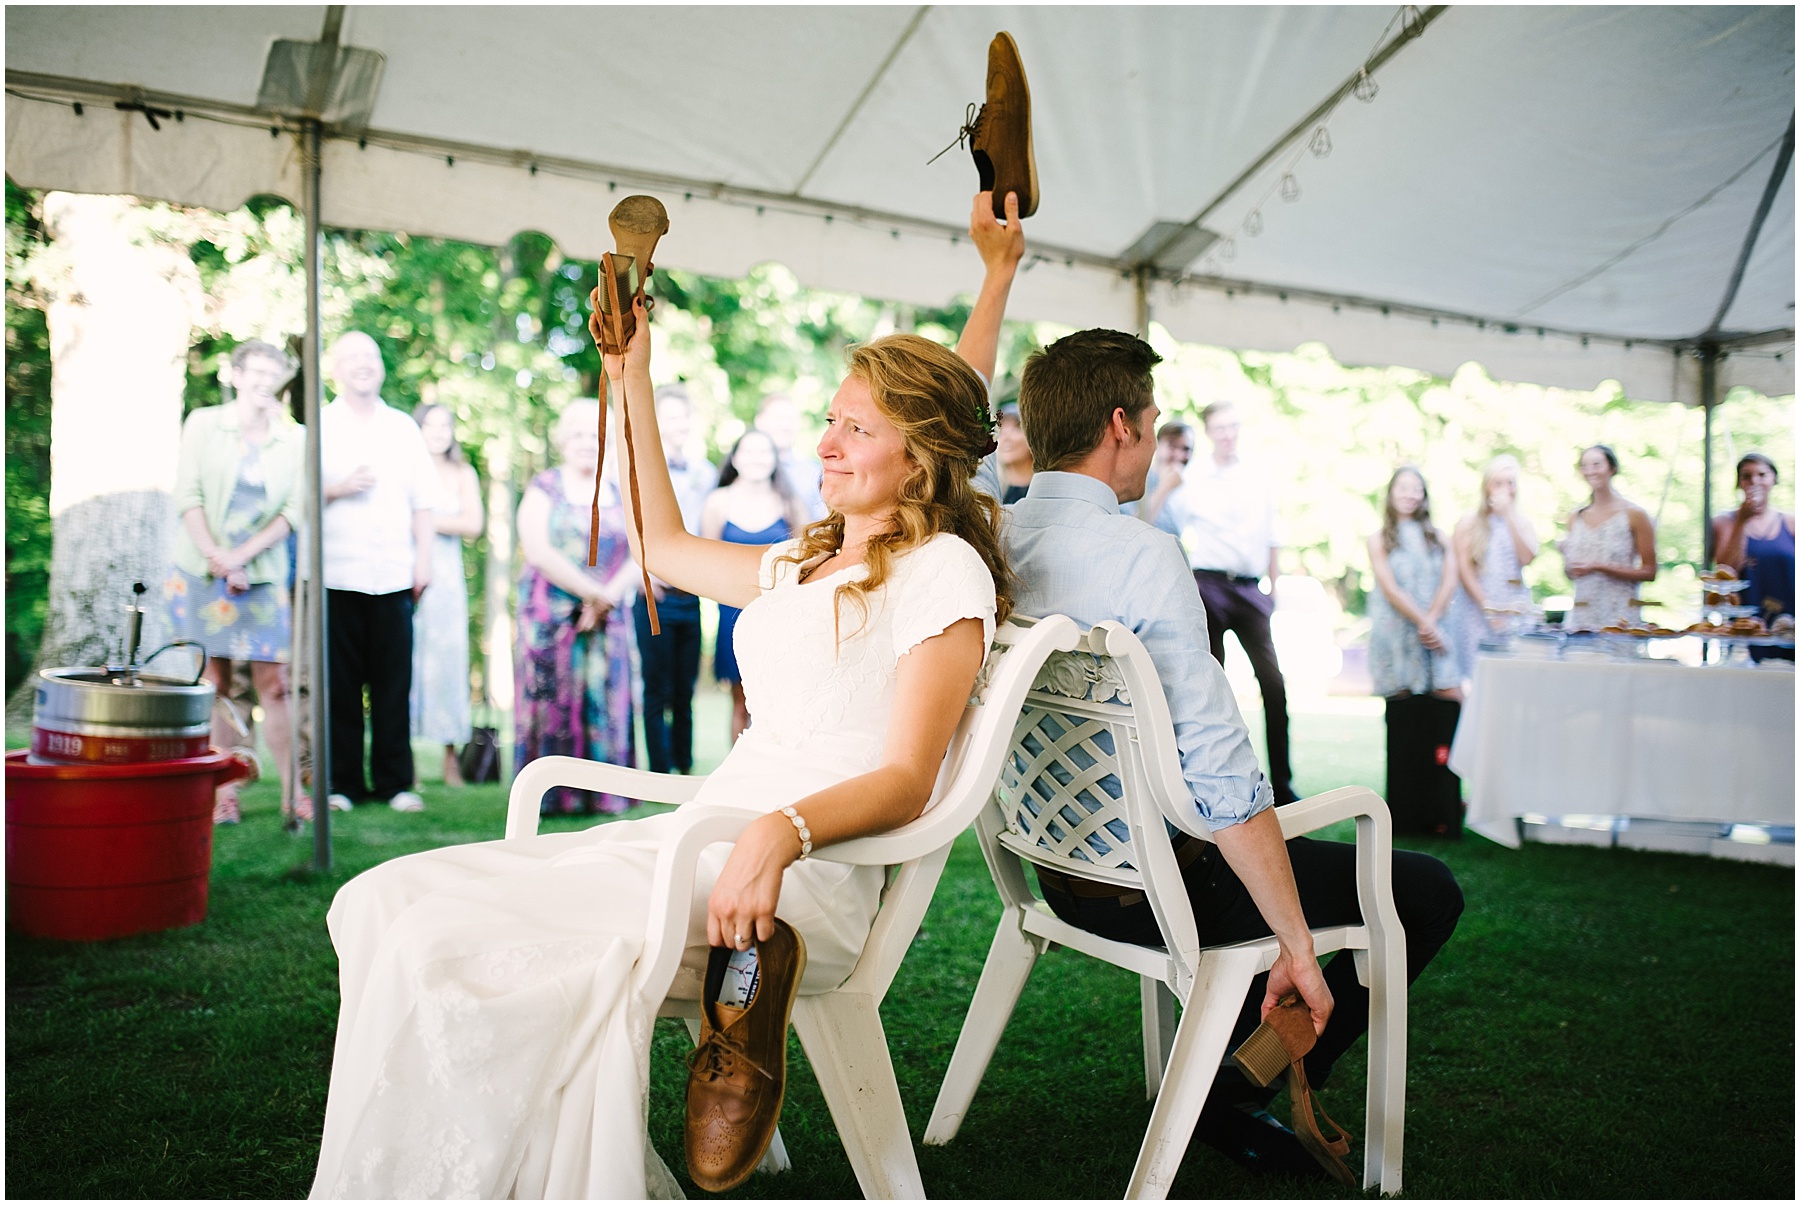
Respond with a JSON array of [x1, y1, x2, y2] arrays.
[[1003, 471, 1273, 832]]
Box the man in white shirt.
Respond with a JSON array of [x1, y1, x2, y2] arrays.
[[320, 331, 437, 813], [1172, 401, 1296, 803]]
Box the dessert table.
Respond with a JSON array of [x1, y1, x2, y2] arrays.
[[1450, 654, 1795, 854]]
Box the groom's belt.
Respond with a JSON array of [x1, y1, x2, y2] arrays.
[[1034, 833, 1210, 907], [1195, 568, 1261, 586]]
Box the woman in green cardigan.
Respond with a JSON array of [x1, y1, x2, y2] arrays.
[[167, 339, 306, 825]]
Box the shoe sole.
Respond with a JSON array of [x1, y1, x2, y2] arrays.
[[689, 922, 808, 1193], [609, 195, 669, 279]]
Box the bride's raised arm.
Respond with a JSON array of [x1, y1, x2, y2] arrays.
[[604, 299, 773, 609]]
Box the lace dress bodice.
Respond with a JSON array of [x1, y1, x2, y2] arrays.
[[726, 532, 998, 777]]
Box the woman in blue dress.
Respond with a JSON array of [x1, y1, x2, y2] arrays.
[[1712, 452, 1795, 661], [700, 428, 811, 741]]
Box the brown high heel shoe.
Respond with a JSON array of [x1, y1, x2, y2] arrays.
[[589, 194, 669, 355], [585, 193, 670, 632], [1231, 993, 1358, 1186]]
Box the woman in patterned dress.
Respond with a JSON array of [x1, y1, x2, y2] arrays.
[[1451, 454, 1539, 674], [1560, 444, 1657, 630], [409, 403, 484, 786], [168, 339, 306, 825], [513, 399, 640, 815], [1367, 465, 1462, 701]]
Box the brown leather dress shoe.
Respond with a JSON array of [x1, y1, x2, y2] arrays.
[[971, 31, 1038, 218], [684, 918, 808, 1193]]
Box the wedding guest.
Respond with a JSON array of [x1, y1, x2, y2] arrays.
[[168, 339, 305, 825], [755, 392, 826, 520], [993, 398, 1033, 503], [320, 332, 437, 814], [1712, 452, 1794, 661], [410, 403, 484, 786], [1135, 420, 1195, 533], [1170, 401, 1297, 802], [1368, 466, 1462, 702], [1560, 445, 1656, 630], [514, 399, 640, 815], [635, 384, 714, 775], [1451, 454, 1538, 669], [702, 428, 810, 742]]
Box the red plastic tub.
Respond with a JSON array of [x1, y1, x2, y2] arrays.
[[5, 748, 251, 941]]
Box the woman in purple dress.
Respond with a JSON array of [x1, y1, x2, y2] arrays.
[[514, 399, 641, 814]]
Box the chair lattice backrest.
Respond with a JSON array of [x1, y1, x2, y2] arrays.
[[983, 621, 1212, 984], [997, 671, 1144, 884]]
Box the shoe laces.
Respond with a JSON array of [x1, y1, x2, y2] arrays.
[[927, 102, 984, 165], [687, 1029, 775, 1085]]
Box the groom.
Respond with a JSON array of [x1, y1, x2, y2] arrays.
[[956, 229, 1463, 1180]]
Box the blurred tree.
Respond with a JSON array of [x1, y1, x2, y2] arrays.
[[6, 178, 53, 697]]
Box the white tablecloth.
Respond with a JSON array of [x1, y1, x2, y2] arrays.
[[1450, 656, 1796, 847]]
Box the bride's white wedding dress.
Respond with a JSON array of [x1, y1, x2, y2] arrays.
[[310, 533, 996, 1199]]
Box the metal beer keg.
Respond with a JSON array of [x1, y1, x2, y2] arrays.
[[28, 583, 213, 765]]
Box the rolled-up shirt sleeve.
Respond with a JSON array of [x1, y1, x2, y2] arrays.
[[1122, 531, 1274, 830]]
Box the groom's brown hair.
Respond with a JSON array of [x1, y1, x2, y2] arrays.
[[1017, 329, 1162, 472]]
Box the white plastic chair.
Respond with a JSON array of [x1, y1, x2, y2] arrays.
[[505, 614, 1082, 1199], [922, 620, 1408, 1197]]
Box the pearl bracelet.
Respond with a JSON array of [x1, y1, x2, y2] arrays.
[[781, 806, 813, 860]]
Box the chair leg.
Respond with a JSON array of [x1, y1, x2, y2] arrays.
[[683, 1015, 792, 1175], [792, 992, 925, 1199], [923, 910, 1043, 1145], [1361, 928, 1408, 1194], [1140, 976, 1176, 1100], [1126, 947, 1261, 1200]]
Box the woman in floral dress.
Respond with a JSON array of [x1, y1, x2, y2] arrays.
[[168, 339, 306, 825], [513, 399, 641, 815]]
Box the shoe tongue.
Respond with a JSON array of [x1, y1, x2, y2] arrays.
[[713, 1001, 748, 1028]]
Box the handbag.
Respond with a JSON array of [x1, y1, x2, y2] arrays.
[[458, 705, 504, 784]]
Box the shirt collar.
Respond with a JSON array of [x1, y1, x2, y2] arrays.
[[1022, 470, 1122, 514]]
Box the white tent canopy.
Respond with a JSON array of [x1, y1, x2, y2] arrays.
[[7, 4, 1794, 403]]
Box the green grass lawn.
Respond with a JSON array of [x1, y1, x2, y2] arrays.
[[7, 696, 1793, 1198]]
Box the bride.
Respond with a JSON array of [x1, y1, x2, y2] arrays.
[[310, 194, 1026, 1198]]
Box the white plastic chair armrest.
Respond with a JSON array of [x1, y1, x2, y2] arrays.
[[1272, 785, 1393, 842], [630, 804, 763, 1008], [506, 756, 709, 839]]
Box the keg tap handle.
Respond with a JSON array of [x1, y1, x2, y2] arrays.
[[118, 582, 148, 686]]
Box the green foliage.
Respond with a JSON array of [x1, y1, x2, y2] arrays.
[[6, 178, 53, 695]]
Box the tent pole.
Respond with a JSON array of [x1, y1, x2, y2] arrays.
[[1700, 344, 1717, 569], [1134, 266, 1150, 339], [303, 116, 332, 872]]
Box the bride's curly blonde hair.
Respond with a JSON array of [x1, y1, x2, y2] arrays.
[[776, 333, 1015, 635]]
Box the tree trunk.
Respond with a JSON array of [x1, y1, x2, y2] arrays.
[[30, 194, 200, 684]]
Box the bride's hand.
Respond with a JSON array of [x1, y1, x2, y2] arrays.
[[706, 813, 800, 950]]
